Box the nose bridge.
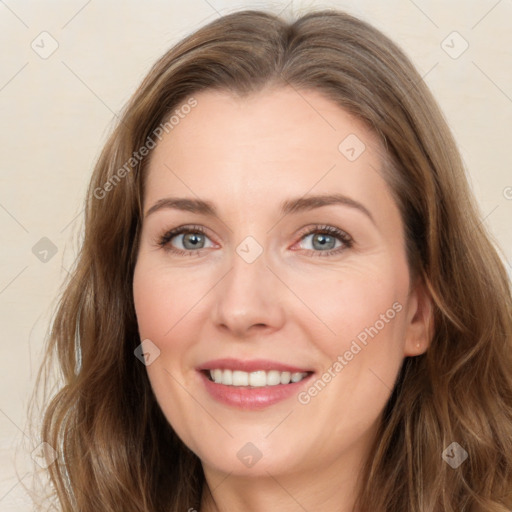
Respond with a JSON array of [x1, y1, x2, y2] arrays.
[[212, 238, 285, 335]]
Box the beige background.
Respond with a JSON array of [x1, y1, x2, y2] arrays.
[[0, 0, 511, 509]]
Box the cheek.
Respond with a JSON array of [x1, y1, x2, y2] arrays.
[[133, 268, 170, 344], [132, 260, 195, 394], [132, 258, 210, 340], [294, 267, 409, 403], [132, 260, 207, 451], [299, 269, 406, 351]]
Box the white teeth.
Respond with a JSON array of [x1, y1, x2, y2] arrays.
[[266, 370, 281, 386], [213, 369, 222, 383], [249, 371, 266, 387], [232, 370, 249, 386], [223, 369, 232, 385], [208, 369, 309, 386], [280, 371, 291, 385]]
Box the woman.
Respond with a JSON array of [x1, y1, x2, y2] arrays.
[[30, 8, 512, 512]]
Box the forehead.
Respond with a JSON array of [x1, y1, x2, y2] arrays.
[[143, 86, 392, 216], [150, 86, 380, 159]]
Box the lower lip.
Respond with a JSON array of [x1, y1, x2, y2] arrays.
[[198, 371, 314, 410]]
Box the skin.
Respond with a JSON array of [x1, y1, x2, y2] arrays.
[[132, 86, 433, 512]]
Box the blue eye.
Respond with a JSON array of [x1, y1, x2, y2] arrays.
[[158, 226, 214, 254], [300, 232, 340, 251], [295, 225, 353, 256], [174, 232, 209, 250], [157, 224, 353, 257]]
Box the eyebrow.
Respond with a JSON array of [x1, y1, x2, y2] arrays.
[[145, 193, 375, 225]]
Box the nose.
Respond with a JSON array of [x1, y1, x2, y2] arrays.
[[211, 245, 286, 338]]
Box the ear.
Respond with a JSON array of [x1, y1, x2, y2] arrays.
[[403, 279, 434, 357]]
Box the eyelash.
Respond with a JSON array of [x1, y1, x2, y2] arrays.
[[156, 224, 353, 257]]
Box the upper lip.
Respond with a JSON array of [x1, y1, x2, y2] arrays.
[[197, 358, 314, 373]]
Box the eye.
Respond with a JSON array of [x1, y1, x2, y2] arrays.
[[294, 225, 353, 256], [157, 224, 353, 257], [157, 225, 215, 255]]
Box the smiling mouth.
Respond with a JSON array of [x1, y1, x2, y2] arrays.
[[203, 369, 313, 387]]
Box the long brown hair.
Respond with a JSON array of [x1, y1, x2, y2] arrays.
[[27, 9, 512, 511]]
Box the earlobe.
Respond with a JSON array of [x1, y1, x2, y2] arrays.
[[403, 280, 434, 357]]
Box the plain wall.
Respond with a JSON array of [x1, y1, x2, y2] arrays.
[[0, 0, 511, 508]]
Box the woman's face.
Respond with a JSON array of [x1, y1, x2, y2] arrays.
[[133, 87, 430, 479]]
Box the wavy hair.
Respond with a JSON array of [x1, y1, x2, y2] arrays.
[[28, 8, 512, 512]]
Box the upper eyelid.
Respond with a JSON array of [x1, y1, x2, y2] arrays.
[[159, 225, 215, 244], [159, 224, 352, 249], [161, 224, 348, 237]]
